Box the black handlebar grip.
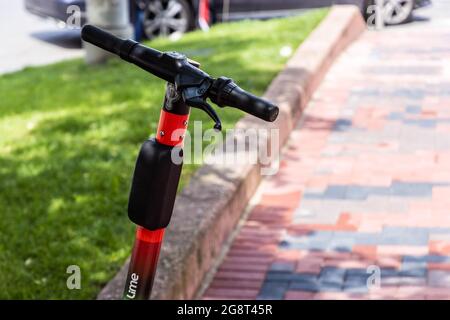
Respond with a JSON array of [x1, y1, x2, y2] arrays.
[[210, 77, 279, 122], [227, 85, 279, 122], [81, 25, 175, 82], [81, 25, 138, 61], [82, 25, 122, 54]]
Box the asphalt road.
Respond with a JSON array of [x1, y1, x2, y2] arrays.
[[0, 0, 83, 74]]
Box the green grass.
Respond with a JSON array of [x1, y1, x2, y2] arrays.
[[0, 9, 327, 299]]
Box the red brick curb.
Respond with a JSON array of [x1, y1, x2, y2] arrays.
[[97, 5, 366, 300]]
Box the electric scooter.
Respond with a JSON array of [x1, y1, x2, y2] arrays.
[[81, 25, 279, 300]]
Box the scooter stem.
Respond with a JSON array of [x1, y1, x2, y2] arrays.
[[123, 83, 190, 300]]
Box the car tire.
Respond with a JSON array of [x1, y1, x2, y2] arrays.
[[142, 0, 194, 39], [364, 0, 414, 25], [384, 0, 414, 25]]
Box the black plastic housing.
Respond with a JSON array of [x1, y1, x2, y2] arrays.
[[128, 139, 183, 230]]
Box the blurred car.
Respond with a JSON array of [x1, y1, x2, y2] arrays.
[[213, 0, 430, 26], [25, 0, 431, 40], [363, 0, 431, 25]]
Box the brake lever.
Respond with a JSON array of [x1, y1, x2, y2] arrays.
[[183, 93, 222, 131], [180, 79, 222, 131]]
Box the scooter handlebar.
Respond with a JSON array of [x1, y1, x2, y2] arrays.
[[81, 25, 279, 123]]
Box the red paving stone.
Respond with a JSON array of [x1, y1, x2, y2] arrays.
[[203, 288, 259, 299], [209, 279, 264, 290], [314, 292, 368, 300], [284, 291, 315, 300], [353, 245, 377, 259], [295, 258, 322, 274], [202, 8, 450, 300], [213, 271, 267, 281]]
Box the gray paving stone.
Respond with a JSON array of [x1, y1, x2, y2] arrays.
[[392, 88, 426, 99], [289, 278, 320, 292], [328, 135, 347, 143], [346, 272, 370, 282], [302, 193, 324, 200], [399, 268, 427, 278], [319, 267, 346, 285], [318, 282, 343, 292], [309, 197, 408, 214], [333, 119, 353, 132], [403, 255, 450, 263], [426, 227, 450, 234], [280, 231, 333, 251], [381, 276, 426, 286], [364, 66, 441, 75], [380, 268, 399, 277], [292, 208, 339, 225], [346, 268, 370, 277], [364, 196, 409, 213], [265, 271, 317, 282], [343, 275, 369, 293], [388, 112, 404, 120], [428, 270, 450, 287], [404, 119, 436, 129], [406, 105, 421, 114], [257, 281, 289, 300], [327, 237, 355, 252], [369, 186, 391, 197], [352, 232, 382, 245], [332, 230, 428, 248], [383, 226, 430, 237], [345, 186, 369, 200], [323, 185, 348, 199], [399, 260, 427, 277], [378, 227, 429, 246], [390, 182, 433, 197], [270, 262, 296, 272], [305, 182, 439, 202]]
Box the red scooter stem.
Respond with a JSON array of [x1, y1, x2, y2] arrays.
[[124, 227, 164, 300], [124, 103, 190, 300]]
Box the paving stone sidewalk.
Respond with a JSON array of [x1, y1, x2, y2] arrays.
[[202, 12, 450, 300]]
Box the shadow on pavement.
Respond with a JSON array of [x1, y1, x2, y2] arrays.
[[31, 29, 82, 49], [408, 14, 431, 24]]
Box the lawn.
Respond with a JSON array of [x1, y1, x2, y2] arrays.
[[0, 9, 327, 299]]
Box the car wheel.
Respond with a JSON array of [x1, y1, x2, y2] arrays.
[[383, 0, 414, 25], [143, 0, 194, 39]]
